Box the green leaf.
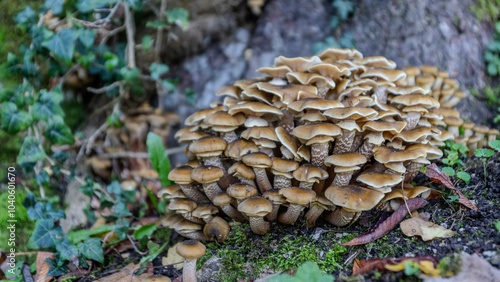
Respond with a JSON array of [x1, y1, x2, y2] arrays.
[[113, 218, 129, 240], [76, 52, 96, 68], [28, 219, 63, 249], [78, 238, 104, 263], [139, 241, 168, 266], [113, 202, 132, 218], [68, 224, 115, 244], [27, 202, 66, 221], [43, 0, 64, 15], [15, 6, 36, 25], [166, 8, 189, 29], [126, 0, 142, 10], [76, 29, 96, 48], [441, 166, 455, 177], [146, 20, 168, 29], [142, 35, 153, 51], [45, 118, 75, 145], [134, 223, 159, 240], [268, 261, 334, 282], [104, 52, 120, 69], [185, 88, 197, 105], [146, 132, 172, 186], [56, 240, 79, 262], [0, 102, 32, 134], [475, 148, 495, 158], [32, 90, 65, 121], [457, 171, 471, 185], [487, 63, 498, 76], [404, 261, 421, 276], [17, 137, 46, 165], [36, 170, 50, 186], [45, 257, 69, 277], [144, 185, 161, 214], [119, 67, 140, 82], [495, 221, 500, 233], [149, 63, 169, 80], [22, 192, 36, 208], [76, 0, 118, 13], [332, 0, 355, 20], [0, 90, 24, 107], [79, 178, 99, 197], [42, 28, 78, 64], [488, 140, 500, 151]]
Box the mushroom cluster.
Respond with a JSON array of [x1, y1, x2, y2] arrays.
[[159, 48, 494, 239]]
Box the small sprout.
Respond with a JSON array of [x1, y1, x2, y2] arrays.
[[489, 140, 500, 151], [474, 148, 494, 158], [440, 166, 455, 177], [404, 261, 421, 276]]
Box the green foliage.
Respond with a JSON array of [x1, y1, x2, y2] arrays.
[[456, 171, 471, 185], [489, 139, 500, 151], [474, 148, 495, 158], [470, 0, 500, 23], [166, 7, 190, 29], [330, 0, 355, 28], [475, 143, 497, 180], [495, 221, 500, 233], [403, 261, 421, 276], [268, 261, 335, 282], [441, 166, 455, 177], [315, 0, 355, 53], [441, 140, 468, 167], [485, 21, 500, 77], [42, 28, 77, 65], [146, 132, 172, 186]]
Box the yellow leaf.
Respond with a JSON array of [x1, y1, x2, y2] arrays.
[[417, 261, 441, 277], [384, 261, 407, 272]]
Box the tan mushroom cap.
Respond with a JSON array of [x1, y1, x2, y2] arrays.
[[334, 165, 361, 173], [407, 144, 443, 160], [462, 122, 475, 130], [324, 153, 367, 167], [212, 192, 235, 207], [387, 86, 427, 95], [286, 72, 335, 88], [169, 199, 197, 213], [343, 96, 374, 107], [293, 166, 328, 183], [242, 152, 273, 168], [432, 130, 455, 141], [271, 157, 299, 173], [158, 185, 186, 199], [307, 63, 351, 78], [316, 48, 363, 60], [240, 88, 274, 105], [279, 187, 317, 205], [390, 94, 440, 108], [356, 173, 403, 189], [189, 136, 227, 157], [174, 219, 203, 233], [168, 166, 193, 184], [488, 128, 500, 136], [203, 216, 230, 242], [263, 189, 287, 204], [443, 78, 459, 89], [324, 107, 378, 121], [237, 196, 273, 217], [256, 65, 292, 77], [228, 163, 256, 180], [360, 69, 406, 82], [228, 102, 283, 117], [391, 127, 442, 142], [444, 117, 464, 127], [204, 111, 245, 127], [191, 165, 224, 183], [185, 106, 224, 126], [467, 135, 481, 144], [225, 139, 260, 161], [325, 185, 384, 211], [176, 240, 206, 260], [216, 85, 240, 98], [419, 65, 438, 75], [176, 129, 210, 144], [353, 56, 397, 69], [373, 146, 426, 163], [227, 184, 258, 200], [292, 123, 342, 143], [361, 121, 407, 134], [274, 55, 322, 72], [192, 205, 219, 219], [475, 125, 490, 134], [404, 66, 421, 76], [287, 98, 344, 114], [241, 127, 279, 142], [433, 108, 460, 118]]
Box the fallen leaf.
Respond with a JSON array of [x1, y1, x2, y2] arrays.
[[423, 253, 500, 282], [352, 255, 439, 276], [34, 252, 55, 282], [161, 243, 184, 270], [385, 260, 441, 276], [342, 198, 428, 246], [400, 212, 455, 241], [95, 262, 154, 282], [425, 163, 477, 210]]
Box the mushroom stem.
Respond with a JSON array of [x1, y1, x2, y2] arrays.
[[180, 213, 205, 225], [279, 109, 295, 134], [240, 178, 257, 187], [404, 162, 424, 183], [304, 205, 327, 228], [274, 176, 292, 189], [259, 147, 274, 157], [220, 204, 246, 222], [350, 134, 364, 152], [404, 113, 421, 131], [182, 258, 198, 282], [311, 142, 329, 167], [221, 131, 238, 143], [299, 182, 314, 189], [332, 171, 355, 187], [266, 204, 280, 222], [203, 182, 224, 202], [333, 129, 356, 154], [179, 184, 209, 203], [357, 140, 375, 159], [278, 204, 305, 225], [203, 156, 231, 189], [249, 216, 270, 235], [324, 208, 360, 227], [316, 81, 329, 98], [254, 168, 273, 193]]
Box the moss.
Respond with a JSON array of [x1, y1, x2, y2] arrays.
[[470, 0, 500, 23], [0, 189, 33, 252]]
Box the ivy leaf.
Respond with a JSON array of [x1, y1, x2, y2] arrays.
[[45, 257, 69, 277], [456, 171, 471, 185], [119, 67, 139, 82], [32, 90, 64, 121], [142, 35, 153, 51], [332, 0, 355, 20], [113, 202, 132, 218], [76, 0, 118, 13], [489, 140, 500, 151], [166, 8, 189, 29], [56, 240, 79, 262], [149, 63, 169, 80], [79, 178, 99, 197], [17, 137, 46, 165], [113, 218, 129, 240], [126, 0, 142, 10], [36, 170, 50, 186], [15, 6, 36, 25], [76, 29, 96, 49], [0, 102, 32, 134], [45, 118, 75, 145], [43, 0, 64, 15], [27, 219, 63, 249], [78, 238, 104, 263], [22, 192, 36, 209], [42, 28, 77, 65], [27, 202, 66, 221], [0, 90, 24, 107], [134, 223, 159, 240]]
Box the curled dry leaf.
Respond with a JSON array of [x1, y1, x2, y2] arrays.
[[35, 252, 55, 282], [352, 255, 439, 276], [161, 242, 184, 270], [95, 262, 154, 282], [425, 163, 477, 210], [342, 198, 428, 246], [385, 259, 442, 277], [400, 212, 455, 241]]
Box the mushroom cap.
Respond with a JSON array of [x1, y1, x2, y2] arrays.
[[263, 189, 287, 205], [176, 129, 210, 144], [192, 204, 219, 219], [462, 122, 475, 130], [189, 136, 227, 157], [406, 144, 443, 160], [404, 66, 421, 76], [360, 69, 406, 82], [225, 139, 260, 161], [176, 240, 206, 259], [373, 146, 426, 163], [391, 94, 440, 108], [361, 121, 407, 134], [158, 185, 186, 200], [324, 185, 384, 211], [334, 165, 361, 173], [212, 192, 234, 207], [292, 165, 328, 183], [237, 196, 273, 217], [292, 123, 342, 142], [228, 162, 256, 180], [391, 127, 442, 142], [242, 152, 273, 168], [191, 165, 224, 183], [257, 65, 292, 78], [432, 130, 455, 141], [216, 85, 240, 98], [324, 107, 378, 121], [287, 98, 344, 114], [356, 173, 403, 189], [488, 129, 500, 136], [168, 166, 193, 184], [384, 161, 407, 174], [286, 72, 334, 88], [274, 55, 322, 72], [475, 125, 490, 134], [387, 86, 427, 95], [420, 65, 438, 75], [432, 107, 460, 118], [169, 199, 197, 213], [204, 111, 246, 127], [227, 184, 258, 200], [185, 107, 224, 126], [307, 63, 351, 78], [173, 220, 202, 233], [203, 216, 230, 242], [324, 153, 367, 167], [271, 157, 299, 173], [279, 187, 316, 205], [316, 48, 363, 60], [162, 214, 184, 228], [241, 127, 279, 142], [276, 127, 301, 158], [444, 117, 464, 127], [353, 56, 397, 69], [467, 135, 481, 144], [228, 101, 283, 117]]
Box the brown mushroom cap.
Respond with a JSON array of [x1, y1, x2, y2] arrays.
[[356, 173, 403, 189], [216, 85, 240, 98], [287, 98, 344, 114], [391, 127, 442, 143], [324, 107, 378, 121], [176, 240, 206, 259], [324, 185, 384, 211], [360, 69, 407, 82], [168, 166, 193, 185], [353, 56, 397, 69], [227, 184, 258, 200], [212, 192, 234, 207], [203, 216, 230, 242], [443, 117, 464, 127], [228, 163, 256, 180], [406, 144, 443, 160], [225, 139, 260, 161], [373, 146, 426, 163], [169, 199, 197, 213], [292, 166, 328, 183], [192, 205, 219, 219], [228, 101, 283, 117], [362, 121, 407, 134], [279, 187, 317, 205], [292, 123, 342, 143], [263, 189, 287, 205], [316, 48, 363, 60], [271, 157, 300, 173], [324, 153, 367, 167], [257, 65, 292, 78], [204, 111, 246, 128], [404, 66, 421, 76], [185, 107, 224, 126], [191, 165, 224, 183], [242, 152, 273, 168], [237, 196, 273, 217], [432, 108, 460, 118], [390, 94, 440, 109], [189, 136, 227, 157]]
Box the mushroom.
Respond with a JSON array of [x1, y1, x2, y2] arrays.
[[237, 196, 273, 235], [176, 240, 206, 282], [228, 162, 257, 187], [168, 199, 204, 224], [292, 165, 328, 189], [304, 196, 334, 228], [158, 185, 187, 200], [278, 187, 316, 225], [203, 216, 230, 242], [475, 125, 490, 148], [257, 65, 292, 85], [324, 153, 367, 187], [192, 204, 219, 223], [271, 157, 299, 189], [173, 220, 207, 240], [212, 192, 246, 222], [189, 136, 230, 188], [203, 111, 245, 143], [169, 166, 208, 203], [466, 135, 481, 157], [241, 126, 279, 156], [356, 173, 403, 193], [487, 129, 499, 143], [462, 122, 475, 138], [403, 66, 421, 86], [241, 152, 273, 193], [226, 184, 258, 205], [357, 121, 406, 159], [262, 189, 287, 222], [191, 165, 224, 202], [443, 117, 463, 137], [291, 123, 342, 166]]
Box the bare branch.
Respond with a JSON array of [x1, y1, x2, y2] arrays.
[[123, 2, 136, 68], [87, 81, 123, 94]]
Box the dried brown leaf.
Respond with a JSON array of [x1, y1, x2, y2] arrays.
[[35, 252, 55, 282], [400, 212, 455, 241], [342, 198, 428, 246], [352, 255, 439, 276], [425, 163, 477, 210], [95, 262, 154, 282]]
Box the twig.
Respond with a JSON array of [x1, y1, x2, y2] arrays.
[[15, 252, 38, 256], [401, 179, 412, 217], [85, 122, 109, 155], [127, 234, 148, 255], [72, 1, 122, 28], [99, 146, 186, 159], [100, 25, 127, 45], [155, 0, 167, 63], [93, 97, 121, 115], [123, 2, 136, 68], [87, 81, 123, 94]]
